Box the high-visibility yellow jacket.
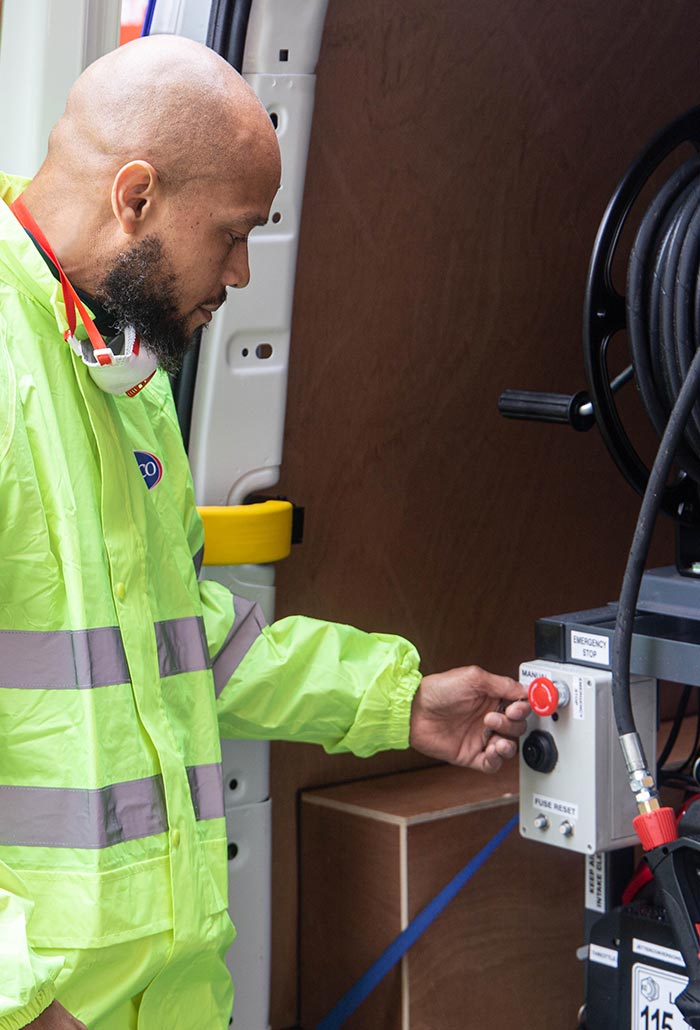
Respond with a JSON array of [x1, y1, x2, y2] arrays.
[[0, 172, 422, 1030]]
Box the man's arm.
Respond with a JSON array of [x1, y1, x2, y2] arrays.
[[0, 864, 64, 1030], [211, 599, 528, 766], [24, 1002, 87, 1030]]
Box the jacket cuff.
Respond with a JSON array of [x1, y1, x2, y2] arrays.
[[0, 984, 55, 1030], [386, 655, 423, 750]]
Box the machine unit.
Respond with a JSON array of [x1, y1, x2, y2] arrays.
[[519, 659, 657, 855]]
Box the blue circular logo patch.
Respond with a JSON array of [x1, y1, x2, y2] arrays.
[[134, 450, 163, 490]]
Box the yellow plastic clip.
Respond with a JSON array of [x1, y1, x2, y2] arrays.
[[197, 500, 294, 566]]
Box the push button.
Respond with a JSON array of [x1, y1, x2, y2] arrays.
[[171, 828, 181, 849], [522, 729, 558, 773], [528, 676, 570, 717], [114, 582, 126, 601]]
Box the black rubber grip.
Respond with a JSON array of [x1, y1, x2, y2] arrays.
[[647, 837, 700, 1027], [497, 389, 594, 431]]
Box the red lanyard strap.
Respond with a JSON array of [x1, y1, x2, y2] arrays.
[[11, 195, 112, 365]]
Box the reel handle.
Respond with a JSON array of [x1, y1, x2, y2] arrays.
[[497, 389, 594, 432]]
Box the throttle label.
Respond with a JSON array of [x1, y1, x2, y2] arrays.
[[589, 944, 619, 969]]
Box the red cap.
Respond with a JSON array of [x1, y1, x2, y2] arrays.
[[634, 808, 679, 851], [528, 676, 560, 717]]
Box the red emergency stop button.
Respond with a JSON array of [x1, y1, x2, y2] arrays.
[[528, 676, 561, 717]]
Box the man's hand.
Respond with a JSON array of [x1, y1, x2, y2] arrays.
[[409, 666, 529, 773], [25, 1001, 88, 1029]]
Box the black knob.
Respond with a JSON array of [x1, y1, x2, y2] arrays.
[[522, 730, 558, 773]]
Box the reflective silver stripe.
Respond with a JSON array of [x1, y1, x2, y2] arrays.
[[212, 595, 267, 697], [0, 627, 128, 689], [0, 763, 224, 849], [0, 619, 211, 688], [155, 616, 211, 678], [0, 776, 168, 848], [187, 763, 225, 821], [193, 546, 204, 577]]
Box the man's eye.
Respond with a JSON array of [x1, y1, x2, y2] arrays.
[[228, 235, 246, 247]]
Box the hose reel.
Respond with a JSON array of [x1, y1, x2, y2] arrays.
[[499, 106, 700, 571]]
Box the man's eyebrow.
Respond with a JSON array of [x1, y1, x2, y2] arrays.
[[238, 212, 269, 229]]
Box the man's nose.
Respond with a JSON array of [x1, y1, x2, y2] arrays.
[[225, 242, 250, 289]]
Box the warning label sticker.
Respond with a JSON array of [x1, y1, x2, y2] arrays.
[[533, 793, 578, 820], [631, 962, 690, 1028], [570, 630, 610, 666]]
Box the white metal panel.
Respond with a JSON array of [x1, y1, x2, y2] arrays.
[[243, 0, 329, 75], [150, 0, 212, 43], [222, 738, 270, 809], [0, 0, 120, 177], [188, 70, 317, 506], [226, 799, 272, 1030]]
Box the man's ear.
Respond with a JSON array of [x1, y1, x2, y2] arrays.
[[111, 161, 159, 234]]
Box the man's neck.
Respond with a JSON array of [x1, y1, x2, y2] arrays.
[[22, 227, 117, 336], [20, 179, 106, 296]]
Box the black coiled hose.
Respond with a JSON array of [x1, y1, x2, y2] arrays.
[[628, 154, 700, 483], [612, 346, 700, 736], [613, 154, 700, 737]]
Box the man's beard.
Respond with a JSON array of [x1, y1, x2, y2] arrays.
[[95, 235, 195, 376]]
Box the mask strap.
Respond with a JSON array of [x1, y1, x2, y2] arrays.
[[11, 195, 116, 367]]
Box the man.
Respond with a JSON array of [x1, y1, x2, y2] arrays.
[[0, 34, 528, 1030]]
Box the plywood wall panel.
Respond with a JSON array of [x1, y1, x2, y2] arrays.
[[269, 2, 700, 1025], [300, 772, 583, 1029]]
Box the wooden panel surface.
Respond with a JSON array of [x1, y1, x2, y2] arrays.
[[270, 1, 700, 1025], [406, 808, 583, 1030], [300, 801, 403, 1030], [302, 762, 518, 822], [301, 773, 583, 1030]]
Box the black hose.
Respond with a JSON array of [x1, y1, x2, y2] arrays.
[[612, 150, 700, 741], [658, 684, 693, 771], [612, 345, 700, 736], [627, 156, 700, 483]]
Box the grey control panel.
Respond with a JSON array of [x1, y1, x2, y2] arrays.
[[519, 659, 657, 855]]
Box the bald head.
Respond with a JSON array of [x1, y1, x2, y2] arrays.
[[47, 34, 279, 191], [20, 35, 281, 370]]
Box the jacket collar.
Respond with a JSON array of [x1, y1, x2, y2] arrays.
[[0, 171, 83, 338]]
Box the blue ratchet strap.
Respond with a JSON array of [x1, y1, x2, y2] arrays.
[[141, 0, 158, 36], [315, 812, 518, 1030]]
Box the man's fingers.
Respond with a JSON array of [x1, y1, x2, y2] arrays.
[[503, 699, 531, 720], [474, 745, 504, 774], [483, 702, 529, 739], [469, 667, 526, 702], [497, 737, 518, 759]]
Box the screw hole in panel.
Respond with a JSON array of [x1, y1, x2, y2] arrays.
[[256, 344, 273, 360]]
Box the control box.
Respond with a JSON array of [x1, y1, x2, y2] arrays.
[[519, 659, 657, 855]]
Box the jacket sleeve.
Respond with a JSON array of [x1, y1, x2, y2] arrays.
[[0, 321, 64, 1029], [197, 577, 422, 757], [0, 861, 63, 1030], [170, 396, 422, 757]]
